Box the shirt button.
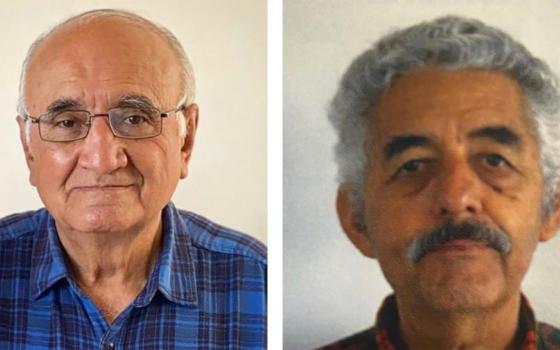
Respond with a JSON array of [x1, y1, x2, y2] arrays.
[[104, 342, 114, 350]]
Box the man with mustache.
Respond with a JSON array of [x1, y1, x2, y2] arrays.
[[0, 9, 266, 349], [320, 16, 560, 349]]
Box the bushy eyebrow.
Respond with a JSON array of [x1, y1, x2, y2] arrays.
[[467, 125, 521, 149], [115, 94, 158, 111], [46, 98, 82, 114], [383, 134, 431, 160]]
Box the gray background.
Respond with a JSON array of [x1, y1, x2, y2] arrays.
[[284, 1, 560, 348]]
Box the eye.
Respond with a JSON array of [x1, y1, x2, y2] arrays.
[[389, 158, 434, 188], [475, 153, 519, 190], [483, 154, 508, 168], [57, 119, 76, 128], [399, 159, 424, 173], [124, 115, 148, 125], [49, 111, 88, 129]]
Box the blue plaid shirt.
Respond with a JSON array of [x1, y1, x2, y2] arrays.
[[0, 202, 267, 349]]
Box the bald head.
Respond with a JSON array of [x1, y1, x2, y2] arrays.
[[18, 9, 195, 119]]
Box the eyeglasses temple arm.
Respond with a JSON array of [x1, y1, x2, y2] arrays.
[[160, 104, 187, 118], [22, 114, 40, 124]]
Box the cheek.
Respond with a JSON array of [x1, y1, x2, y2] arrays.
[[484, 182, 543, 240], [365, 199, 422, 290], [480, 185, 543, 276], [503, 222, 540, 285], [130, 144, 182, 187], [491, 201, 540, 235], [32, 146, 77, 188], [365, 190, 428, 257]]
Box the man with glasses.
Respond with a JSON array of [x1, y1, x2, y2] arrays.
[[0, 9, 266, 349]]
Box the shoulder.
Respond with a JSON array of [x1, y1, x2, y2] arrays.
[[0, 210, 45, 286], [538, 322, 560, 349], [0, 209, 45, 242], [316, 327, 377, 350], [177, 209, 267, 265]]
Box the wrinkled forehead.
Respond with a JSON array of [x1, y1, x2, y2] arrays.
[[24, 16, 183, 113], [372, 68, 532, 134], [363, 68, 540, 162]]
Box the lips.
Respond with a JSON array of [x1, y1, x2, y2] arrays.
[[71, 184, 135, 191], [432, 239, 490, 253]]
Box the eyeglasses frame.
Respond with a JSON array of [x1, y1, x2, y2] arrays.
[[23, 100, 188, 142]]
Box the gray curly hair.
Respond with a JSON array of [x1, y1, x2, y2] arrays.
[[329, 15, 560, 219], [18, 9, 195, 141]]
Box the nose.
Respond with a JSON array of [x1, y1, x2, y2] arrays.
[[432, 158, 482, 218], [77, 117, 128, 173]]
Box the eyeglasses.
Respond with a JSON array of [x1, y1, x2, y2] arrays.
[[23, 100, 187, 142]]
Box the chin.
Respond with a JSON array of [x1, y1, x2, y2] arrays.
[[415, 261, 510, 313], [419, 281, 507, 313], [68, 208, 142, 234]]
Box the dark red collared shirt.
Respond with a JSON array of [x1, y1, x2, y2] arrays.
[[318, 294, 560, 350]]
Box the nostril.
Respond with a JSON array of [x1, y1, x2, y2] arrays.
[[437, 203, 479, 217]]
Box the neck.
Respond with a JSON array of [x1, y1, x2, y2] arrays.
[[398, 293, 521, 350], [55, 216, 163, 323], [56, 217, 162, 288]]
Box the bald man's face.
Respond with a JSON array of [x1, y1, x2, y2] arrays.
[[18, 18, 198, 234]]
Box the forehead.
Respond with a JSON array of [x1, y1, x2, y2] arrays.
[[24, 17, 182, 112], [372, 68, 531, 140]]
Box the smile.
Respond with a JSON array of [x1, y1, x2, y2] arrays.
[[71, 185, 135, 192]]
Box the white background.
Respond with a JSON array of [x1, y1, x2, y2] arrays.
[[0, 0, 267, 243], [284, 1, 560, 348]]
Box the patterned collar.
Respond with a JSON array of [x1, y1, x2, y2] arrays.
[[29, 203, 198, 307], [375, 294, 538, 350], [319, 294, 560, 349]]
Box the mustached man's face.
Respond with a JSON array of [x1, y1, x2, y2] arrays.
[[338, 68, 560, 313]]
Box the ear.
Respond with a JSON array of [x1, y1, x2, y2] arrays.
[[16, 116, 37, 187], [336, 185, 376, 258], [539, 192, 560, 242], [179, 103, 199, 179]]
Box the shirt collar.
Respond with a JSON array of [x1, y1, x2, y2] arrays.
[[30, 203, 199, 307], [135, 203, 199, 307], [30, 211, 72, 300], [373, 294, 539, 350]]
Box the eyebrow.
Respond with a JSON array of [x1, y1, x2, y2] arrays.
[[383, 134, 431, 160], [115, 94, 158, 111], [44, 94, 159, 116], [467, 126, 521, 148], [46, 98, 82, 114]]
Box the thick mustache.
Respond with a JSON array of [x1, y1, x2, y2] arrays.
[[406, 220, 512, 263]]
